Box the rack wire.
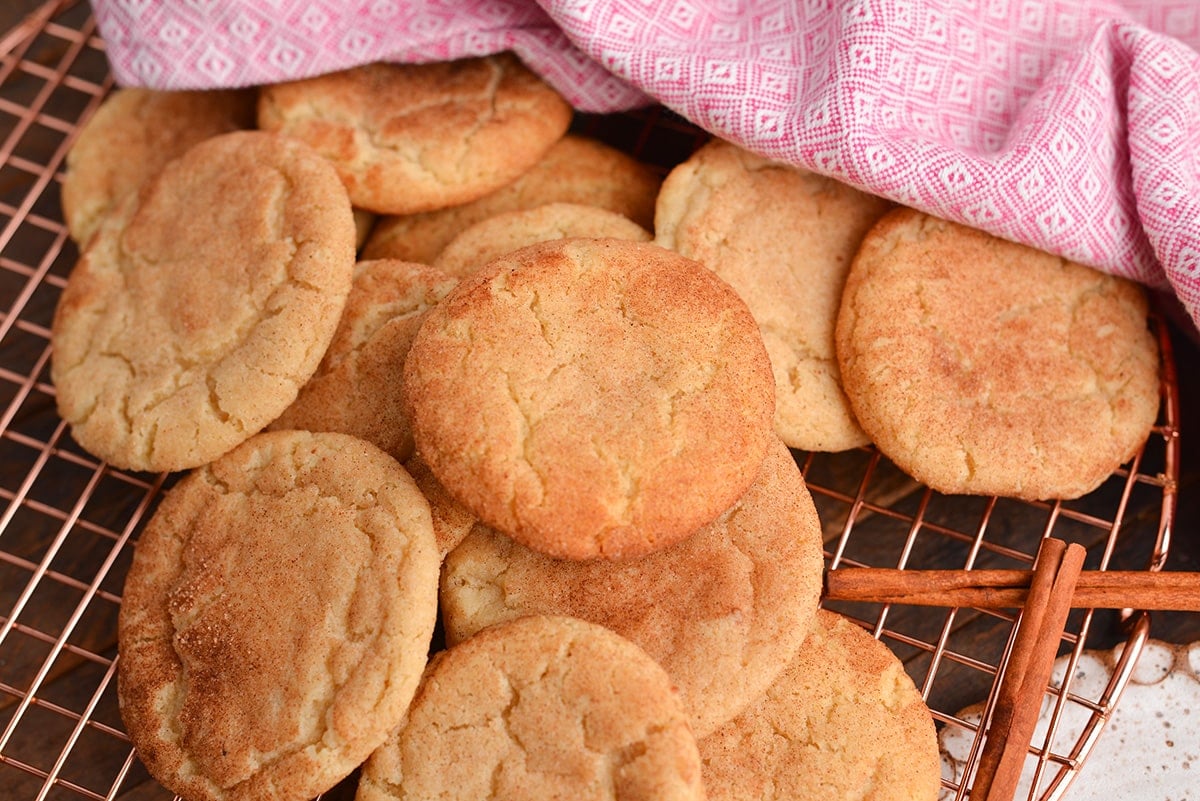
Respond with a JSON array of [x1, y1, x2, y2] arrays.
[[0, 2, 1181, 800]]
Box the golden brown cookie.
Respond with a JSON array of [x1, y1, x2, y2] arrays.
[[257, 55, 572, 215], [360, 134, 663, 264], [404, 453, 476, 560], [440, 435, 824, 737], [356, 615, 706, 801], [269, 259, 457, 461], [699, 609, 941, 801], [117, 430, 440, 801], [404, 237, 775, 560], [433, 202, 651, 279], [836, 208, 1161, 500], [655, 139, 892, 452], [51, 130, 356, 472], [61, 87, 256, 246]]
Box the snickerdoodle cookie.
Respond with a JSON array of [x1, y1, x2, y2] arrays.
[[655, 139, 892, 452], [356, 615, 706, 801], [699, 609, 941, 801], [360, 134, 663, 264], [836, 208, 1160, 500], [404, 453, 476, 560], [61, 87, 256, 246], [257, 55, 572, 215], [269, 259, 458, 461], [433, 202, 651, 279], [117, 430, 440, 801], [51, 130, 356, 472], [403, 237, 775, 560], [440, 436, 824, 737]]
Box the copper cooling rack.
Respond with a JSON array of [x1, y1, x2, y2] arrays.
[[0, 2, 1182, 800]]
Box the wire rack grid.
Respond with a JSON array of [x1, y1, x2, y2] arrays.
[[0, 2, 1182, 800]]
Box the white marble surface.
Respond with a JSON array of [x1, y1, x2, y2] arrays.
[[940, 639, 1200, 800]]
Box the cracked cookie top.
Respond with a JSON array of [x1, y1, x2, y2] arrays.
[[440, 436, 824, 737], [61, 87, 256, 247], [655, 138, 893, 452], [356, 614, 706, 801], [698, 609, 941, 801], [50, 130, 356, 473], [360, 134, 663, 265], [403, 237, 776, 561], [269, 258, 458, 462], [835, 207, 1161, 500], [256, 54, 573, 216], [433, 202, 652, 280], [116, 430, 441, 801]]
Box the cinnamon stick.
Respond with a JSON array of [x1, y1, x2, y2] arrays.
[[976, 542, 1087, 801], [968, 538, 1067, 801], [823, 567, 1200, 611]]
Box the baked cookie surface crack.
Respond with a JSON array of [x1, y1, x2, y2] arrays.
[[51, 131, 356, 472], [117, 431, 439, 801]]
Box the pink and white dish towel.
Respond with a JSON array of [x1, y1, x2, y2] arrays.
[[91, 0, 1200, 334]]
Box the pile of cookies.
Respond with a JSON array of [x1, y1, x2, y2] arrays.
[[52, 48, 1161, 801]]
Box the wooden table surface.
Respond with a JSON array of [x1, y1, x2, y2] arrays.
[[0, 2, 1196, 800]]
